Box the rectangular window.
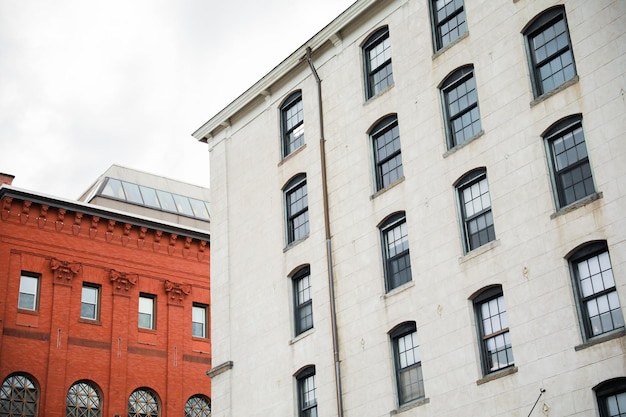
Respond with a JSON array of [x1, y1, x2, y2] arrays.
[[441, 65, 481, 149], [192, 304, 208, 338], [431, 0, 467, 51], [285, 174, 309, 244], [18, 273, 39, 311], [296, 367, 317, 417], [281, 91, 304, 157], [457, 169, 495, 253], [138, 294, 155, 330], [391, 322, 424, 406], [474, 287, 514, 375], [371, 115, 403, 191], [293, 267, 313, 336], [80, 284, 100, 320], [363, 27, 393, 99], [381, 213, 412, 292]]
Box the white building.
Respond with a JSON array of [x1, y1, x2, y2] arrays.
[[193, 0, 626, 416]]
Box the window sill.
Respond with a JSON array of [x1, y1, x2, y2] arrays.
[[442, 130, 485, 158], [290, 328, 315, 345], [432, 31, 469, 60], [390, 397, 430, 415], [192, 336, 210, 343], [78, 318, 102, 326], [476, 366, 518, 386], [138, 327, 157, 334], [278, 143, 307, 166], [575, 328, 625, 351], [364, 83, 395, 104], [283, 235, 310, 252], [370, 177, 405, 200], [530, 75, 579, 107], [550, 192, 603, 219], [458, 239, 500, 264], [17, 308, 39, 316], [383, 280, 415, 299]]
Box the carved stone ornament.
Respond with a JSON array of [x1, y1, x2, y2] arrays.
[[109, 270, 138, 293], [164, 280, 191, 303], [50, 258, 82, 284]]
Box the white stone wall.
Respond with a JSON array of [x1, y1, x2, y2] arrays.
[[204, 0, 626, 416]]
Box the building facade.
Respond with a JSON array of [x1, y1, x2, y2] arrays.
[[193, 0, 626, 416], [0, 171, 211, 417]]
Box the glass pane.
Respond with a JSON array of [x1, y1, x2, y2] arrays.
[[122, 182, 143, 204], [173, 194, 194, 216], [139, 186, 161, 209], [101, 178, 125, 199]]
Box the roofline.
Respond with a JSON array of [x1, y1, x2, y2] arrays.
[[191, 0, 377, 142], [0, 185, 210, 243]]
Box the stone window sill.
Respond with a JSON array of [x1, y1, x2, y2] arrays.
[[442, 130, 485, 158], [575, 328, 625, 351], [390, 397, 430, 415], [476, 366, 518, 385], [530, 76, 579, 107], [371, 177, 405, 200], [550, 192, 603, 219]]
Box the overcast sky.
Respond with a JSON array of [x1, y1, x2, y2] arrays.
[[0, 0, 355, 199]]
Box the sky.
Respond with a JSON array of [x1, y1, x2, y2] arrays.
[[0, 0, 355, 199]]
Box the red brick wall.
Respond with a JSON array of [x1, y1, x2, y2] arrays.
[[0, 195, 211, 416]]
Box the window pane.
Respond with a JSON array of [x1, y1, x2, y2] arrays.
[[122, 181, 144, 204], [101, 178, 125, 199], [185, 395, 211, 417], [139, 186, 161, 209], [0, 374, 39, 417], [364, 28, 393, 98], [139, 297, 154, 329], [18, 276, 38, 310], [173, 194, 195, 216], [66, 381, 101, 417], [192, 305, 206, 338]]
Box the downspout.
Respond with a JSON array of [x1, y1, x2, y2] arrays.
[[306, 46, 344, 417]]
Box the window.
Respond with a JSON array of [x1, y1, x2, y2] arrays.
[[430, 0, 467, 51], [185, 394, 211, 417], [18, 273, 39, 311], [473, 286, 514, 375], [281, 91, 305, 157], [192, 304, 208, 338], [363, 26, 393, 99], [523, 6, 576, 97], [380, 212, 412, 292], [595, 378, 626, 417], [128, 388, 159, 417], [295, 366, 317, 417], [66, 381, 101, 417], [456, 169, 495, 253], [284, 174, 309, 245], [0, 373, 39, 417], [440, 65, 482, 149], [390, 322, 425, 406], [292, 266, 313, 336], [543, 115, 595, 209], [138, 294, 155, 330], [81, 284, 100, 321], [370, 115, 403, 191], [568, 242, 624, 340]]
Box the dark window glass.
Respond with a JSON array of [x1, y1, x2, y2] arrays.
[[66, 381, 101, 417], [474, 286, 514, 375], [18, 274, 39, 311], [381, 213, 412, 292], [371, 115, 403, 191], [457, 169, 495, 253], [524, 6, 576, 97], [185, 394, 211, 417], [281, 91, 305, 157], [595, 378, 626, 417], [81, 285, 99, 320], [293, 267, 313, 336], [544, 115, 595, 208], [285, 175, 309, 244], [441, 65, 481, 149], [570, 242, 624, 340], [390, 322, 425, 406], [363, 27, 393, 99], [431, 0, 467, 50], [296, 367, 317, 417], [0, 373, 39, 417], [128, 388, 159, 417]]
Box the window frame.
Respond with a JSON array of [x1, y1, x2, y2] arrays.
[[284, 174, 309, 245], [473, 286, 514, 376], [295, 366, 317, 417], [66, 380, 102, 417], [128, 388, 160, 417], [138, 294, 156, 330], [370, 115, 404, 191], [292, 266, 314, 336], [455, 168, 495, 253], [543, 115, 596, 210], [185, 394, 212, 417], [523, 6, 577, 98], [18, 272, 40, 312], [568, 241, 624, 341], [595, 378, 626, 417], [80, 283, 100, 321], [281, 91, 305, 158], [390, 321, 425, 406], [363, 26, 393, 99], [440, 65, 482, 150], [430, 0, 468, 51], [380, 212, 412, 292], [0, 373, 39, 417], [192, 303, 209, 339]]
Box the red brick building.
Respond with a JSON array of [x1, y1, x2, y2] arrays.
[[0, 175, 211, 417]]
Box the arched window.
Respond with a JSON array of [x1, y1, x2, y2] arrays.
[[283, 174, 309, 245], [66, 380, 101, 417], [363, 26, 393, 99], [369, 115, 403, 191], [594, 378, 626, 417], [280, 91, 304, 157], [440, 65, 482, 149], [389, 321, 424, 406], [128, 388, 160, 417], [0, 373, 39, 417], [291, 265, 313, 336], [379, 212, 412, 292], [294, 366, 317, 417], [429, 0, 467, 51], [455, 168, 495, 253], [184, 394, 211, 417]]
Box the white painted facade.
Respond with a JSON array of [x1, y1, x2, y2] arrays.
[[194, 0, 626, 416]]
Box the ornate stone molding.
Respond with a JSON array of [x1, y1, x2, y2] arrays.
[[110, 270, 138, 294], [164, 280, 191, 304], [50, 258, 82, 285]]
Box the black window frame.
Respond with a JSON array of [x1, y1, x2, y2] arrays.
[[456, 168, 495, 253], [80, 283, 101, 321], [390, 321, 425, 406], [363, 26, 394, 99], [473, 285, 514, 376], [595, 378, 626, 417], [370, 115, 403, 191], [568, 241, 624, 341], [281, 91, 305, 158], [295, 366, 317, 417], [430, 0, 467, 51], [380, 212, 412, 292], [440, 65, 482, 150], [543, 115, 595, 209], [284, 174, 309, 245], [523, 5, 577, 98], [292, 266, 314, 336]]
